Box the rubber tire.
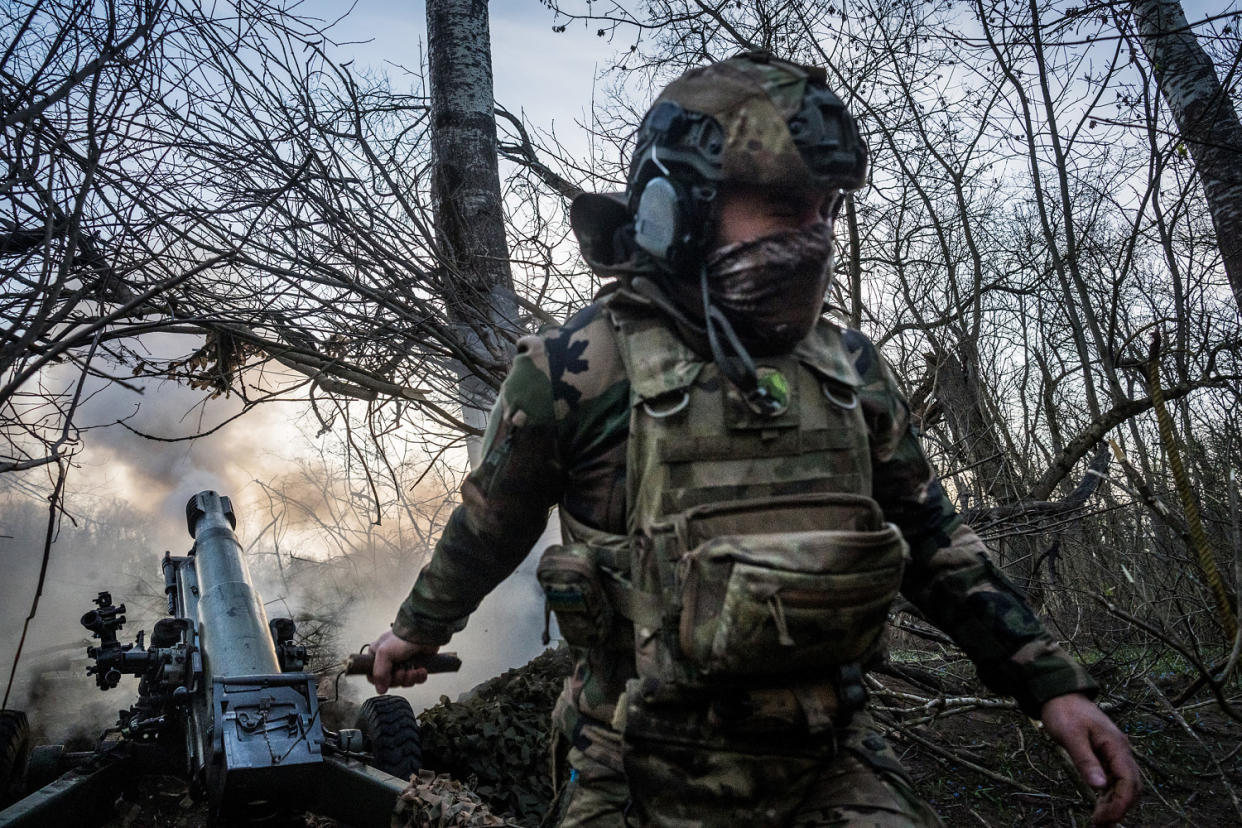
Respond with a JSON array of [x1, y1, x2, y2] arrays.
[[0, 710, 31, 806], [355, 696, 422, 780], [24, 744, 65, 792]]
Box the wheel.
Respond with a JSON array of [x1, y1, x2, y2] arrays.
[[355, 696, 422, 780], [0, 709, 31, 805], [24, 744, 65, 792]]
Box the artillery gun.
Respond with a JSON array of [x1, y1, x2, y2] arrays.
[[0, 491, 452, 826]]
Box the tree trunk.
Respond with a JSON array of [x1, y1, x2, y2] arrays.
[[928, 341, 1022, 506], [1131, 0, 1242, 319], [426, 0, 519, 464]]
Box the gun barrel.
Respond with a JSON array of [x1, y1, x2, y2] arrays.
[[186, 491, 281, 678], [182, 491, 323, 814], [161, 551, 178, 616]]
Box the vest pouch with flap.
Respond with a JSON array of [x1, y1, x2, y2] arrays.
[[677, 525, 907, 680], [538, 542, 613, 648]]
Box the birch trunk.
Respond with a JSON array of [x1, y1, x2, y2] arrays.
[[426, 0, 519, 464], [1131, 0, 1242, 319]]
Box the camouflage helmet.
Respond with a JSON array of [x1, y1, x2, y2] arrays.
[[569, 52, 867, 280], [624, 51, 868, 274]]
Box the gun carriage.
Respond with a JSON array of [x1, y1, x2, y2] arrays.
[[0, 491, 449, 827]]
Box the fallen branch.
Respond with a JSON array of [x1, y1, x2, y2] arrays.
[[1142, 676, 1242, 822], [876, 710, 1051, 797], [1094, 596, 1242, 723]]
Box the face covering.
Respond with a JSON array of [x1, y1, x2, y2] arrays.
[[669, 222, 836, 357]]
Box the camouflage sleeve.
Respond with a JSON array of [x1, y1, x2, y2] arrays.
[[844, 330, 1098, 717], [392, 333, 564, 645]]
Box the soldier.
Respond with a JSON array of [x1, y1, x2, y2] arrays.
[[368, 52, 1140, 826]]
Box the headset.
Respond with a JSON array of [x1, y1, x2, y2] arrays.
[[627, 101, 725, 276], [626, 79, 867, 277]]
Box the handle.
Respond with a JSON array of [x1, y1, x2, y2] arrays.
[[345, 651, 462, 677]]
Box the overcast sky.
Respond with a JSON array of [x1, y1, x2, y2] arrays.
[[300, 1, 609, 139]]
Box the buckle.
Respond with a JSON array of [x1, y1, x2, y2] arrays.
[[835, 663, 867, 719]]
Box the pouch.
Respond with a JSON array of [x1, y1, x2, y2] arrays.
[[537, 542, 613, 648], [677, 524, 907, 680]]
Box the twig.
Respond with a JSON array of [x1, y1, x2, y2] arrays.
[[964, 805, 993, 827], [1136, 762, 1186, 821], [3, 331, 99, 707], [878, 713, 1049, 796], [1094, 596, 1242, 722], [1222, 465, 1242, 683], [1148, 332, 1237, 640], [1142, 676, 1242, 821], [0, 455, 58, 473], [866, 676, 1019, 726]]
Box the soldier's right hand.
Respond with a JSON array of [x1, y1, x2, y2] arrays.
[[367, 629, 439, 693]]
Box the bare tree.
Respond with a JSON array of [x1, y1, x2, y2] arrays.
[[540, 0, 1242, 653], [1130, 0, 1242, 318], [426, 0, 520, 461], [0, 0, 595, 500]]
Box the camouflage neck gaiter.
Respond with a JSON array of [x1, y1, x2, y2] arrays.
[[692, 221, 835, 357]]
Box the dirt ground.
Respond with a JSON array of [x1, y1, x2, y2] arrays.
[[889, 687, 1242, 826]]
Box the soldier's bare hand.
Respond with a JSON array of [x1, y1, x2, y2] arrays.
[[367, 629, 438, 694], [1041, 693, 1141, 825]]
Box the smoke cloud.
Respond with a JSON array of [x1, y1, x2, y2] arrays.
[[0, 494, 171, 743], [3, 350, 553, 745]]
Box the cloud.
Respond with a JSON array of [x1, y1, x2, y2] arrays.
[[490, 11, 606, 135]]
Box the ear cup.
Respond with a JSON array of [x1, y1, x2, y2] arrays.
[[632, 176, 685, 262]]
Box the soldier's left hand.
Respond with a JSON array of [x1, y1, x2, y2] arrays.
[[1040, 692, 1141, 825]]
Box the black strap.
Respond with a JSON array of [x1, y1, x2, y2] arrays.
[[700, 265, 783, 417]]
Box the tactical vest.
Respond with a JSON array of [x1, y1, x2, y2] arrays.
[[538, 297, 908, 703]]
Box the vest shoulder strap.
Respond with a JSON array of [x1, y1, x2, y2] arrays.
[[604, 295, 704, 405]]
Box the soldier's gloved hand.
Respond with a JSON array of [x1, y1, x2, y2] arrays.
[[1040, 693, 1141, 825], [367, 629, 439, 694]]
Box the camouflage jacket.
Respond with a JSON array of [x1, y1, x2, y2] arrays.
[[394, 287, 1097, 740]]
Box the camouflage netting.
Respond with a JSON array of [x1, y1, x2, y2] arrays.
[[392, 771, 523, 828], [416, 647, 572, 827]]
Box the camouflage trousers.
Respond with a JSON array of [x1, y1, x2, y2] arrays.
[[554, 712, 942, 828]]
